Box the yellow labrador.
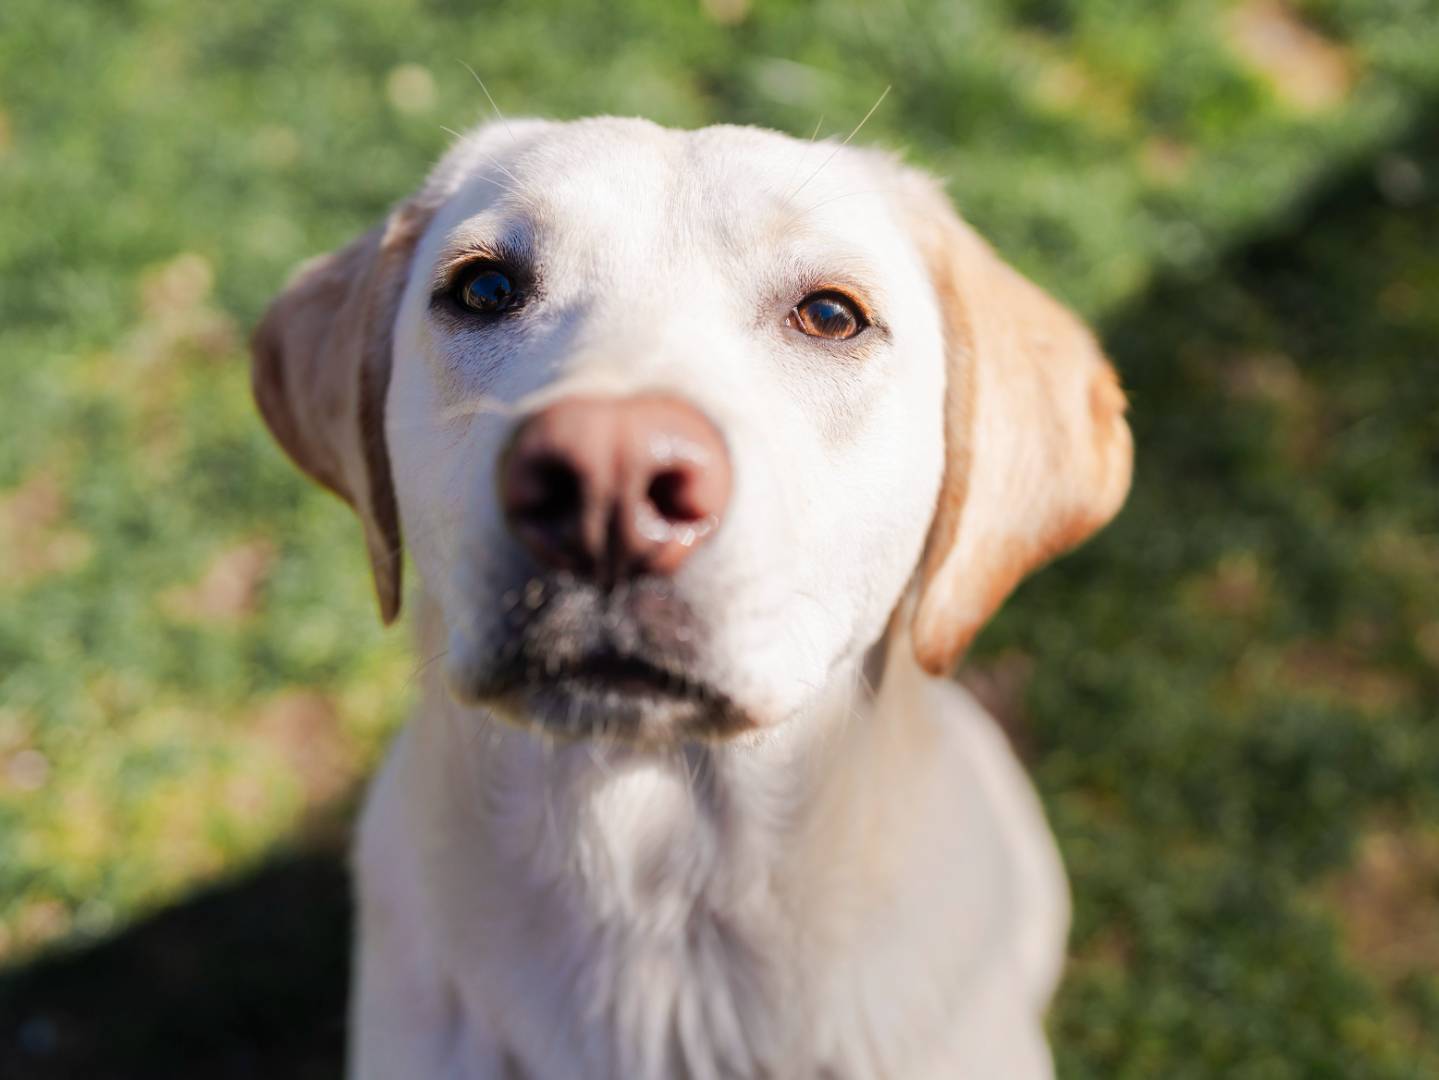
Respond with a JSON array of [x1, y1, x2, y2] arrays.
[[252, 117, 1131, 1079]]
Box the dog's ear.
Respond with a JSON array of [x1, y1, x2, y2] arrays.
[[903, 177, 1132, 674], [250, 197, 434, 624]]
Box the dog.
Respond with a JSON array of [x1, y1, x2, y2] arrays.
[[251, 116, 1131, 1079]]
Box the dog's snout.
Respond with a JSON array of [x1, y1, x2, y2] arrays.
[[500, 396, 731, 580]]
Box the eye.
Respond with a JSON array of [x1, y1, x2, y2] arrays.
[[453, 263, 519, 314], [787, 291, 866, 341]]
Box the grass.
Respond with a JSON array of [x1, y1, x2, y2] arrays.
[[0, 0, 1437, 1074], [1018, 119, 1439, 1077]]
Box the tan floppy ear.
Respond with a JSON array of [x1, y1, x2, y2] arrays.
[[250, 198, 434, 624], [906, 178, 1133, 674]]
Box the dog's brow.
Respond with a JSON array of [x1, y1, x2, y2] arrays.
[[785, 251, 890, 310], [789, 250, 884, 288], [430, 228, 535, 291]]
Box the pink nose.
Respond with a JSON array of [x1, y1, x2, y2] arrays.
[[500, 396, 731, 581]]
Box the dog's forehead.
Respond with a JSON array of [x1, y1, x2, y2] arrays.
[[438, 118, 907, 268]]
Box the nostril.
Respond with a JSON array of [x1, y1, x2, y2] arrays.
[[503, 397, 729, 579], [517, 455, 583, 523], [647, 469, 703, 523]]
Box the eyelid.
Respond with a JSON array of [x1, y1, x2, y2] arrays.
[[429, 232, 534, 294], [430, 249, 506, 295], [802, 287, 866, 316], [794, 277, 881, 325]]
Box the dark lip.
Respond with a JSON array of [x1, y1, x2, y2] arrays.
[[533, 651, 717, 703], [456, 570, 755, 736], [462, 647, 757, 740]]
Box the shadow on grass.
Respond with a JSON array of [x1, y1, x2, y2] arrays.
[[2, 111, 1436, 1078], [0, 850, 350, 1079]]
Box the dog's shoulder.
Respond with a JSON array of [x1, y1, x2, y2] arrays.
[[923, 678, 1072, 1010]]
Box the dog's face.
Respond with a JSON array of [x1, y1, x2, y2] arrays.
[[252, 118, 1132, 744], [392, 119, 949, 739]]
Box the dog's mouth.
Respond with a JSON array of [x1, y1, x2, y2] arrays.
[[448, 575, 754, 741], [477, 649, 752, 742], [543, 650, 718, 703]]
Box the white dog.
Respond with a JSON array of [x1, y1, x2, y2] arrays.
[[252, 117, 1131, 1079]]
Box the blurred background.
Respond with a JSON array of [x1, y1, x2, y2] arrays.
[[1, 0, 1437, 1075]]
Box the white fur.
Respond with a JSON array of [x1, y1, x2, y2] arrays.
[[349, 118, 1070, 1078]]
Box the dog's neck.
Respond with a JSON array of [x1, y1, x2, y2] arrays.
[[413, 594, 939, 929]]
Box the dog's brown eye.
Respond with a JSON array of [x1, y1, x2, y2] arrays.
[[787, 292, 865, 340], [456, 264, 517, 314]]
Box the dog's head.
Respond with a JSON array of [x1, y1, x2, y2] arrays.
[[252, 118, 1131, 743]]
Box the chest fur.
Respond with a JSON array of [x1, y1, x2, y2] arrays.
[[471, 765, 823, 1078]]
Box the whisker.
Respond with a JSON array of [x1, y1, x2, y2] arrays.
[[784, 84, 891, 207], [435, 132, 521, 196], [407, 648, 452, 688], [458, 59, 517, 144], [774, 114, 826, 201], [439, 120, 525, 190], [438, 395, 524, 423], [586, 734, 615, 780], [479, 156, 524, 191], [382, 396, 521, 434]]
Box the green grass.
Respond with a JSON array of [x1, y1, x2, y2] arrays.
[[1013, 125, 1439, 1076], [1, 0, 1437, 1074]]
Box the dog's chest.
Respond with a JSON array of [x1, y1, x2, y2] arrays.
[[381, 704, 1058, 1080], [563, 897, 801, 1078], [471, 767, 827, 1079]]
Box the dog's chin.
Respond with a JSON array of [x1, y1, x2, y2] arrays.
[[448, 654, 756, 745], [442, 572, 762, 744]]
